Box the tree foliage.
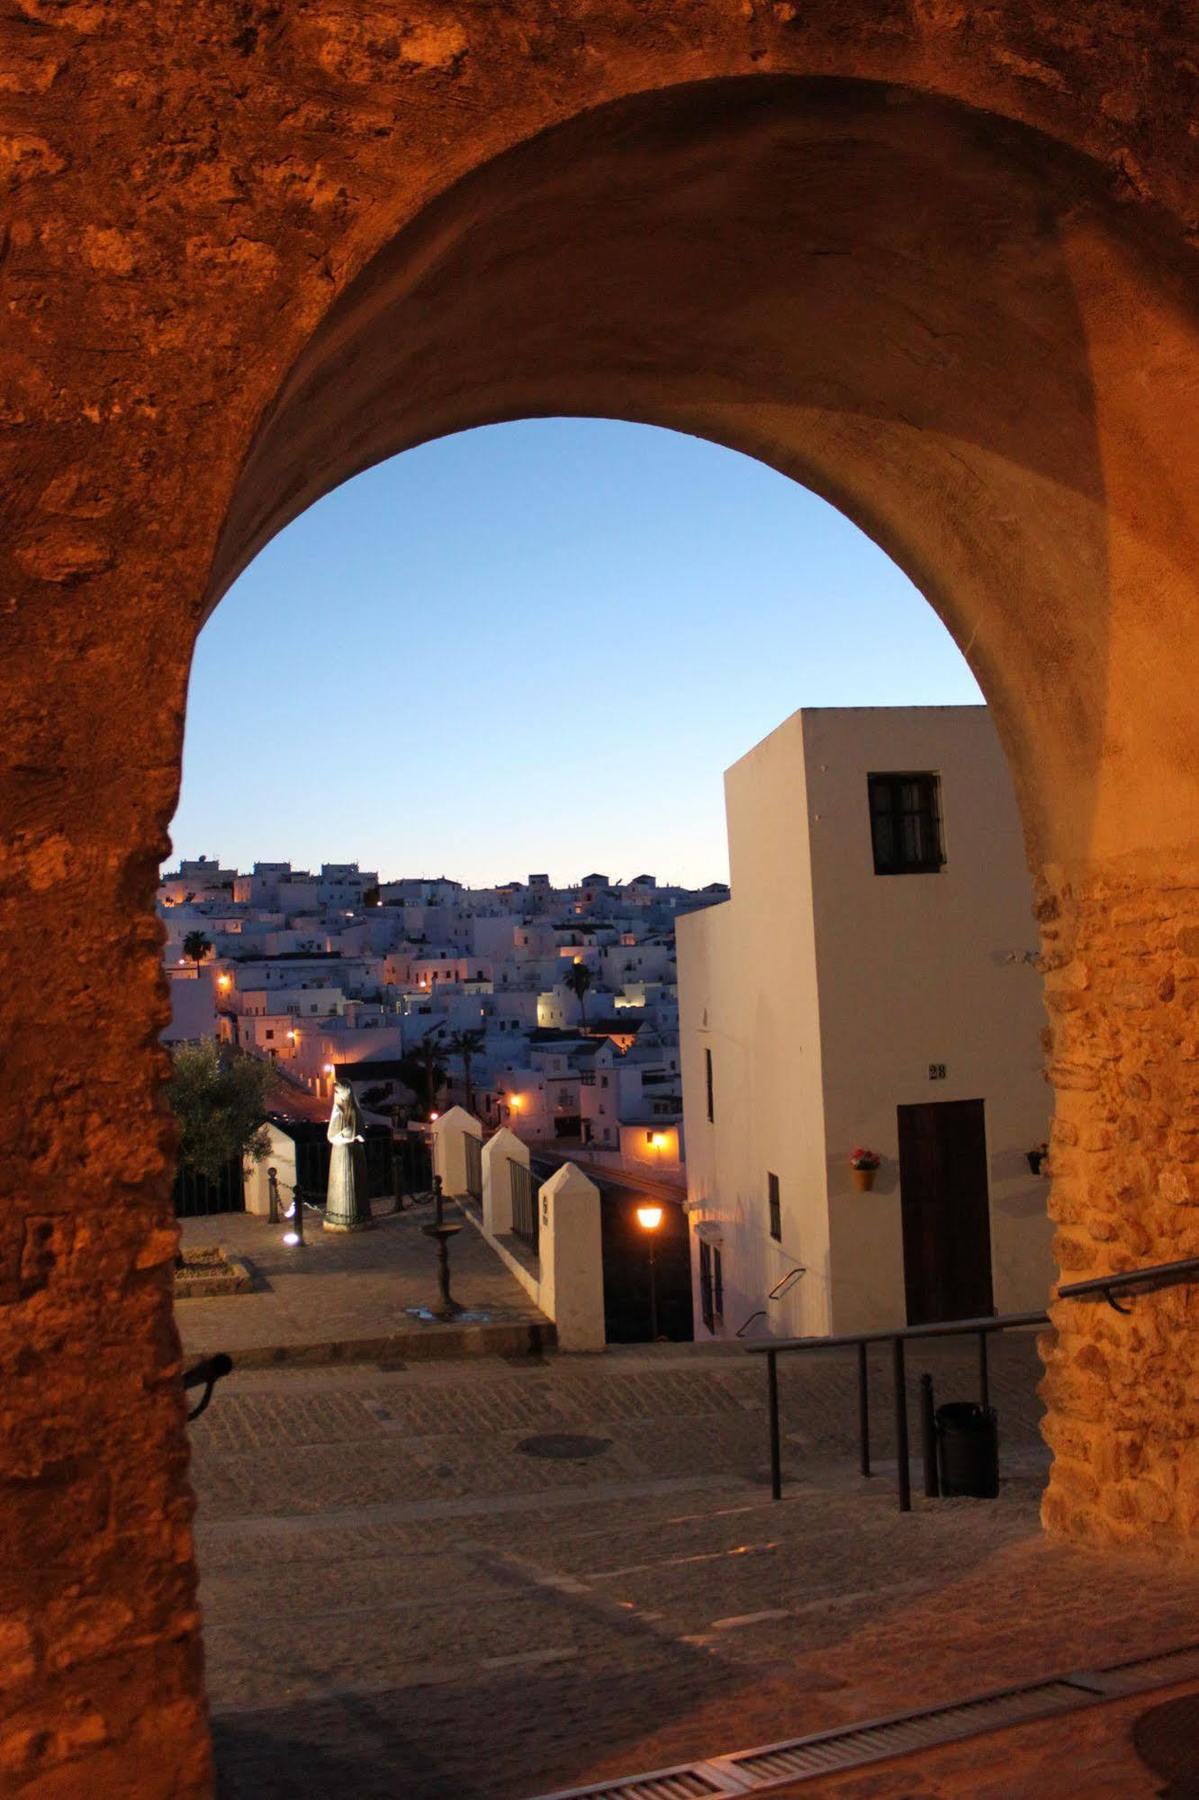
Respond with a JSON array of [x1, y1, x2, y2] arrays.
[[563, 960, 593, 1025], [167, 1041, 274, 1181], [182, 929, 213, 966], [396, 1030, 448, 1120], [445, 1027, 486, 1112]]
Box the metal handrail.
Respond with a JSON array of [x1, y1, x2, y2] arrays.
[[735, 1310, 767, 1339], [745, 1252, 1199, 1514], [744, 1310, 1050, 1355], [183, 1353, 233, 1420], [1057, 1254, 1199, 1314], [746, 1308, 1049, 1513]]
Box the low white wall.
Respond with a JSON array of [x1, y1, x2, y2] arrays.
[[451, 1122, 605, 1351], [244, 1123, 296, 1217], [431, 1105, 483, 1194], [481, 1127, 527, 1235]]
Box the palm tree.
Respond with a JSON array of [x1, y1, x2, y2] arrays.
[[397, 1027, 447, 1120], [446, 1027, 486, 1114], [182, 929, 213, 967], [563, 960, 593, 1029]]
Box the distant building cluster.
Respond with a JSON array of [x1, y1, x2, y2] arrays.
[[159, 860, 730, 1169], [162, 707, 1054, 1344]]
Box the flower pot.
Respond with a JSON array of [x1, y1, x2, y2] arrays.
[[850, 1166, 877, 1192]]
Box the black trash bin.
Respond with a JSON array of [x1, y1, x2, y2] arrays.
[[937, 1402, 999, 1499]]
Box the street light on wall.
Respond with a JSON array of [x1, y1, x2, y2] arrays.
[[636, 1204, 664, 1342]]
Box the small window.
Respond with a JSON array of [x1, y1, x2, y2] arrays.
[[705, 1047, 715, 1122], [868, 772, 944, 875], [700, 1241, 724, 1334], [768, 1172, 781, 1242]]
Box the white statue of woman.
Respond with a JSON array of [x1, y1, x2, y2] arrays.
[[324, 1080, 372, 1231]]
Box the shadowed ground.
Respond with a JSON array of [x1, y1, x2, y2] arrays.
[[190, 1338, 1199, 1798]]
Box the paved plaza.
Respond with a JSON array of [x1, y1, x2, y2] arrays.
[[179, 1202, 550, 1365], [187, 1335, 1199, 1798]]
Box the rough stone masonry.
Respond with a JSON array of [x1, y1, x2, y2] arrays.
[[0, 1, 1197, 1793]]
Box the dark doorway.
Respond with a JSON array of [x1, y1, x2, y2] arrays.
[[897, 1098, 994, 1325]]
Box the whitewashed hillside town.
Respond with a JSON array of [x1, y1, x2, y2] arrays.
[[164, 705, 1053, 1341], [161, 862, 728, 1174]]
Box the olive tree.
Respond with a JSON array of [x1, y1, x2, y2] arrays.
[[166, 1041, 274, 1182]]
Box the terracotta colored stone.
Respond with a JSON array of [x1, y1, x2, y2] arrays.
[[0, 3, 1197, 1790]]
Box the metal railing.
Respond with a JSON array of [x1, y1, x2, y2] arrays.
[[509, 1158, 539, 1252], [183, 1353, 233, 1420], [464, 1132, 483, 1201], [745, 1310, 1049, 1512], [1057, 1254, 1199, 1314], [745, 1253, 1199, 1514]]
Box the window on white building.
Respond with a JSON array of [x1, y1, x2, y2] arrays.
[[768, 1172, 782, 1241], [867, 771, 944, 875], [699, 1241, 723, 1333]]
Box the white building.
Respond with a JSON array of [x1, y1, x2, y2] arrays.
[[678, 706, 1052, 1342]]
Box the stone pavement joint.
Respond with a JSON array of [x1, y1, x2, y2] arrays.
[[189, 1339, 1199, 1799]]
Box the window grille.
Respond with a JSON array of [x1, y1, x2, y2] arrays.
[[768, 1171, 782, 1241]]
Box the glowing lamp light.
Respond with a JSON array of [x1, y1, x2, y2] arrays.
[[429, 1110, 440, 1122], [636, 1204, 663, 1232], [287, 1031, 295, 1042], [282, 1230, 300, 1247], [650, 1133, 668, 1149], [323, 1063, 334, 1073]]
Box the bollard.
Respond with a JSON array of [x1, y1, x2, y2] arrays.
[[920, 1372, 940, 1498], [267, 1167, 279, 1225], [892, 1337, 911, 1513], [767, 1350, 782, 1501]]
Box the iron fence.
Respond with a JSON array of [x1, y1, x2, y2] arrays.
[[464, 1131, 483, 1200], [509, 1158, 538, 1251], [393, 1133, 433, 1199], [173, 1155, 245, 1218]]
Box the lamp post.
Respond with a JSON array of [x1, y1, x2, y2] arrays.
[[636, 1203, 663, 1342]]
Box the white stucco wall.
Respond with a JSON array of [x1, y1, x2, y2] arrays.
[[678, 708, 830, 1343], [803, 708, 1053, 1331], [678, 705, 1053, 1342]]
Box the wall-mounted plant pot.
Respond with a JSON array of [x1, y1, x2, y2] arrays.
[[850, 1167, 877, 1192], [1026, 1151, 1046, 1175]]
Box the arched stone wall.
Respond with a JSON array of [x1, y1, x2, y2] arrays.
[[1, 7, 1196, 1793]]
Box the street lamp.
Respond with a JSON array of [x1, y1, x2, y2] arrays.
[[636, 1203, 664, 1342]]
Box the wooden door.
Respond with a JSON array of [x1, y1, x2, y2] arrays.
[[897, 1099, 994, 1325]]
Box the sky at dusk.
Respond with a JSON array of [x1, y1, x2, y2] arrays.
[[171, 418, 982, 889]]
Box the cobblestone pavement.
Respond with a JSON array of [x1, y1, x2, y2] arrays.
[[178, 1202, 548, 1362], [190, 1338, 1199, 1799]]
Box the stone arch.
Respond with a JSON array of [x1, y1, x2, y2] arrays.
[[2, 23, 1197, 1798], [204, 73, 1199, 1543]]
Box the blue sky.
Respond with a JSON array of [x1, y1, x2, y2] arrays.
[[171, 419, 981, 888]]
